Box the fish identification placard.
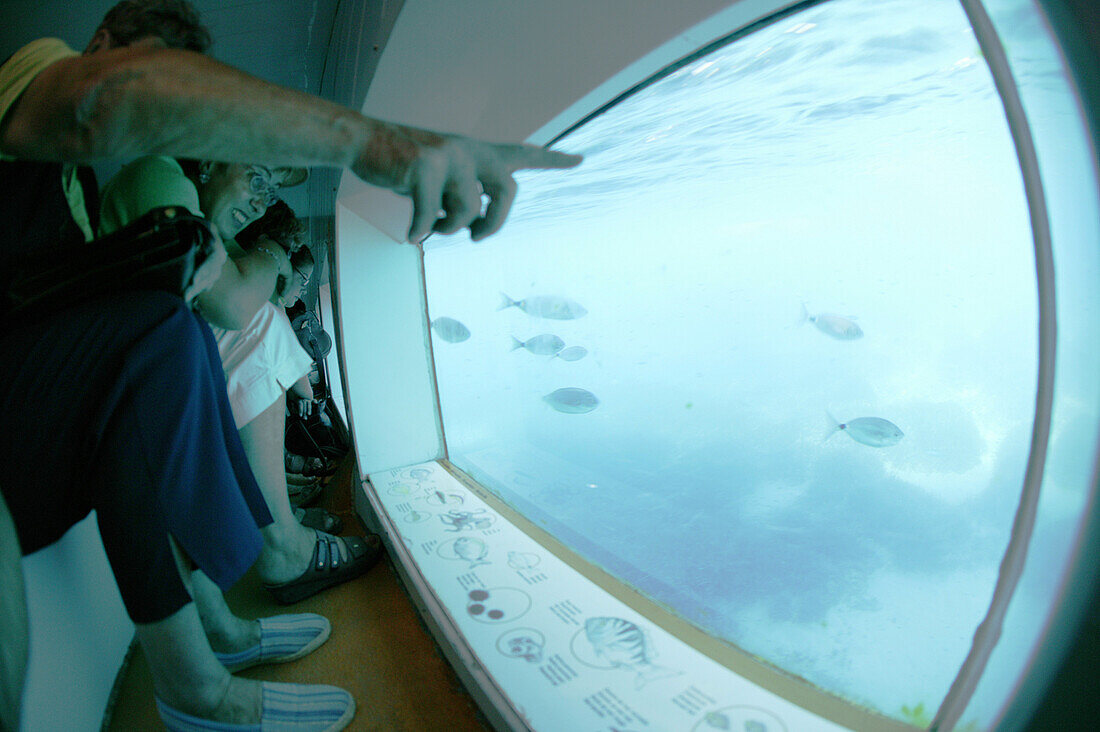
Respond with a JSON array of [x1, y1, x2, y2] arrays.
[[366, 461, 848, 731]]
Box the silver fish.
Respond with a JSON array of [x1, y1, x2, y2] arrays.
[[584, 617, 679, 688], [826, 412, 904, 447], [511, 334, 564, 355], [543, 387, 599, 414], [453, 537, 489, 568], [500, 293, 587, 320], [553, 346, 588, 362], [431, 316, 471, 343], [801, 304, 862, 340]]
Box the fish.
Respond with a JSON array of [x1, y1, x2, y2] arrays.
[[801, 303, 862, 340], [584, 617, 679, 689], [499, 293, 587, 320], [744, 721, 768, 732], [543, 387, 599, 414], [553, 346, 588, 362], [430, 316, 471, 343], [826, 412, 904, 447], [511, 334, 565, 355], [452, 537, 490, 568]]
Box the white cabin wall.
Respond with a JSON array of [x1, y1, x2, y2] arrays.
[[333, 201, 445, 476], [19, 515, 131, 732]]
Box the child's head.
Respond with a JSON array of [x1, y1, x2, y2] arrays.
[[281, 245, 315, 307]]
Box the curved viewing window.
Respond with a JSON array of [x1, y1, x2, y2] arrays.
[[423, 0, 1042, 723]]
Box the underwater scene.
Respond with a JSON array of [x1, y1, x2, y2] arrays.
[[418, 0, 1078, 724]]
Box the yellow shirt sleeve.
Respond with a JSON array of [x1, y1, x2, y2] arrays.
[[0, 38, 79, 158], [0, 39, 94, 241]]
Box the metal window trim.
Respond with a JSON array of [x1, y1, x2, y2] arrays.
[[931, 0, 1059, 729]]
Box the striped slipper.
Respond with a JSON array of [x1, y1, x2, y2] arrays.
[[156, 681, 355, 731], [215, 613, 331, 672]]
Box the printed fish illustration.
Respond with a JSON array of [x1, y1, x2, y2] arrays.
[[801, 303, 863, 340], [584, 617, 679, 689], [499, 293, 587, 320], [704, 711, 731, 730], [511, 334, 565, 355], [507, 551, 539, 570], [441, 509, 494, 531], [407, 468, 432, 480], [431, 316, 471, 343], [744, 721, 768, 732], [543, 387, 599, 414], [453, 537, 490, 568], [553, 346, 588, 362], [826, 412, 904, 447]]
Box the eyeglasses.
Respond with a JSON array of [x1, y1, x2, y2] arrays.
[[247, 167, 281, 206], [292, 265, 310, 288]]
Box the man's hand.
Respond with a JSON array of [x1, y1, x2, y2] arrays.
[[353, 124, 582, 244]]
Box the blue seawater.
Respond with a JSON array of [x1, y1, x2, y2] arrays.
[[424, 0, 1042, 719]]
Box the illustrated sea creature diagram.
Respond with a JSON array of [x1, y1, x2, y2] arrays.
[[695, 706, 787, 732], [424, 489, 464, 507], [826, 412, 904, 447], [583, 616, 680, 689], [441, 509, 495, 532], [507, 551, 540, 570], [449, 537, 490, 568], [497, 628, 546, 663], [466, 587, 532, 623]]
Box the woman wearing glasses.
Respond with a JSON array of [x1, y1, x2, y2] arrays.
[[97, 157, 379, 692]]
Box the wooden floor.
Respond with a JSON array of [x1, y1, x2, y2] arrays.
[[106, 453, 491, 731]]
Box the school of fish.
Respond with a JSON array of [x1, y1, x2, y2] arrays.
[[430, 294, 903, 444], [430, 291, 598, 415]]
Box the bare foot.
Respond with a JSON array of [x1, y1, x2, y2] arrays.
[[256, 524, 355, 585], [204, 617, 261, 656]]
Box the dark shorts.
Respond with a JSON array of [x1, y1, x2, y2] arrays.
[[0, 291, 272, 623]]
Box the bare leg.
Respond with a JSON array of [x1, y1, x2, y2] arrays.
[[136, 537, 261, 723], [190, 569, 260, 655], [237, 393, 351, 584]]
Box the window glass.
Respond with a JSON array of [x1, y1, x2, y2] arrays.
[[424, 0, 1037, 720], [958, 0, 1100, 727]]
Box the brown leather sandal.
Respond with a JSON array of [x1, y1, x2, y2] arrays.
[[264, 532, 383, 605]]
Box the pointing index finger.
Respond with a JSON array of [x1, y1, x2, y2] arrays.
[[499, 143, 583, 171]]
